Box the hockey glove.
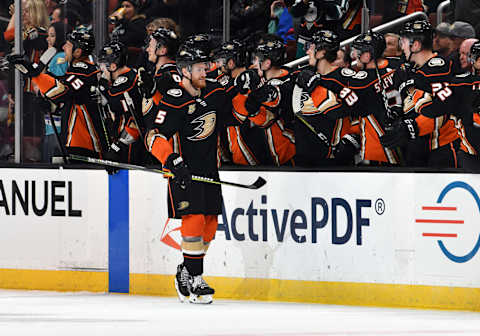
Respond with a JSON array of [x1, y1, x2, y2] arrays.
[[296, 69, 322, 95], [245, 85, 277, 117], [235, 69, 261, 95], [380, 118, 418, 148], [137, 66, 156, 98], [333, 133, 360, 165], [164, 153, 192, 190], [7, 47, 56, 77]]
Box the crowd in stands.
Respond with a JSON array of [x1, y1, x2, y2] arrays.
[[0, 0, 479, 170]]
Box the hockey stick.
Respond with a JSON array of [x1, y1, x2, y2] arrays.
[[47, 106, 69, 164], [69, 154, 267, 189]]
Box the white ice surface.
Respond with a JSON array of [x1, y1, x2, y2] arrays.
[[0, 289, 479, 336]]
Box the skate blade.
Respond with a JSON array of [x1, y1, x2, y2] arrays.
[[174, 279, 189, 303], [188, 294, 213, 304]]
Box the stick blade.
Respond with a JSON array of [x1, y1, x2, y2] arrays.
[[250, 177, 266, 189]]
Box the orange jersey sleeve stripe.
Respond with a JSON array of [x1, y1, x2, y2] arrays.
[[32, 73, 57, 95], [416, 114, 435, 136], [151, 136, 173, 165]]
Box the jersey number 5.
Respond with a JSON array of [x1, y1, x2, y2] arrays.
[[155, 110, 167, 124]]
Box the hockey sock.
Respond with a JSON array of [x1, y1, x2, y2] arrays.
[[183, 253, 204, 276]]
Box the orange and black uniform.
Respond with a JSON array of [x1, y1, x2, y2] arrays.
[[32, 60, 107, 158], [294, 74, 346, 167], [231, 68, 296, 166], [432, 73, 480, 169], [104, 67, 148, 164], [401, 56, 461, 167], [144, 80, 230, 219], [347, 58, 403, 165]]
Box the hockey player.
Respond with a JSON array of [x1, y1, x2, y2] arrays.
[[294, 30, 362, 166], [98, 41, 146, 165], [144, 27, 180, 99], [347, 32, 402, 165], [233, 37, 296, 166], [432, 41, 480, 170], [143, 44, 229, 304], [8, 27, 109, 159], [380, 20, 461, 168], [211, 40, 259, 165]]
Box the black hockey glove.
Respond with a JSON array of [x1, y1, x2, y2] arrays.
[[245, 85, 277, 117], [164, 153, 192, 190], [333, 133, 360, 165], [102, 141, 128, 175], [380, 118, 418, 148], [386, 105, 403, 124], [137, 66, 156, 98], [7, 54, 39, 77], [7, 47, 56, 78], [235, 69, 261, 95], [296, 69, 322, 95]]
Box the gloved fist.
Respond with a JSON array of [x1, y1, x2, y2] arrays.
[[137, 66, 155, 98], [333, 133, 360, 165], [164, 153, 192, 190], [245, 85, 277, 117], [6, 53, 39, 77], [296, 69, 322, 95], [235, 69, 261, 95], [380, 118, 418, 148]]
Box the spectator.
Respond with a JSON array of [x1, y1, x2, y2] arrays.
[[453, 0, 480, 37], [383, 33, 402, 57], [459, 38, 479, 72], [290, 0, 350, 58], [3, 0, 50, 162], [231, 0, 270, 40], [110, 0, 147, 66], [449, 21, 476, 74], [383, 0, 425, 24], [43, 21, 68, 163], [433, 22, 453, 57], [268, 1, 295, 44]]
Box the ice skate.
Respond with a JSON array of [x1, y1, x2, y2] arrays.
[[188, 275, 215, 304], [174, 263, 190, 303]]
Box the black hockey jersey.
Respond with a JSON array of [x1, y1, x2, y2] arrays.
[[144, 80, 231, 175], [33, 60, 107, 157]]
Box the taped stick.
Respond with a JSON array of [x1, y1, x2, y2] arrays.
[[69, 154, 266, 190]]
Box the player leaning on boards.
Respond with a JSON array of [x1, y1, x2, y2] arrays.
[[8, 27, 109, 160], [98, 41, 147, 166], [143, 43, 233, 304], [294, 30, 362, 166], [380, 20, 467, 168], [429, 41, 480, 170]]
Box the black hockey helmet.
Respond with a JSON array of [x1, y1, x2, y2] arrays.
[[254, 39, 286, 66], [470, 41, 480, 64], [67, 26, 95, 55], [176, 44, 210, 73], [352, 32, 386, 59], [309, 30, 340, 52], [183, 34, 212, 55], [150, 27, 179, 58], [99, 41, 127, 67], [399, 20, 434, 49], [212, 40, 246, 67]]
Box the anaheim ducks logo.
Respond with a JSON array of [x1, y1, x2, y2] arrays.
[[188, 111, 216, 141]]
